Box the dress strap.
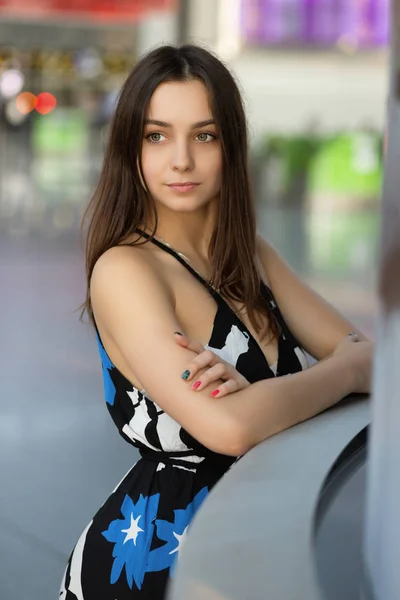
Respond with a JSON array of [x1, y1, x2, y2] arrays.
[[135, 229, 219, 298], [135, 229, 283, 373], [260, 280, 299, 345]]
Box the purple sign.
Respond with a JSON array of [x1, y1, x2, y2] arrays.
[[240, 0, 389, 47]]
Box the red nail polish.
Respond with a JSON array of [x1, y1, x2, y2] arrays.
[[211, 389, 220, 397], [192, 381, 201, 390]]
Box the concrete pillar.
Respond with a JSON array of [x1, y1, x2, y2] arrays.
[[183, 0, 241, 59], [184, 0, 219, 49], [363, 2, 400, 599], [136, 1, 242, 59], [136, 8, 179, 56]]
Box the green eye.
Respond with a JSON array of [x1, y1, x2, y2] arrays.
[[149, 133, 162, 142], [197, 132, 214, 142]]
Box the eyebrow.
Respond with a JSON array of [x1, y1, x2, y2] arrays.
[[144, 119, 215, 129]]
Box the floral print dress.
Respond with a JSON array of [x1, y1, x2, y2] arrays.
[[59, 236, 308, 599]]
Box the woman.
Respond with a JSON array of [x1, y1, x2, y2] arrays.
[[60, 44, 372, 599]]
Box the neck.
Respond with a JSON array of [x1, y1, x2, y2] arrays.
[[143, 202, 218, 261]]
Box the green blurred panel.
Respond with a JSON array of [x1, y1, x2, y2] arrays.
[[309, 211, 379, 272], [32, 108, 89, 154], [309, 133, 382, 196], [32, 156, 90, 204], [31, 108, 91, 204]]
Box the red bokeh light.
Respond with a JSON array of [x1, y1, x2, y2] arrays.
[[36, 92, 57, 115]]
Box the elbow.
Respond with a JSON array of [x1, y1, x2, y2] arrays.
[[230, 423, 256, 456], [227, 418, 254, 456], [203, 415, 254, 457]]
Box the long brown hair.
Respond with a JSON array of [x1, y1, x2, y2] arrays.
[[80, 44, 279, 340]]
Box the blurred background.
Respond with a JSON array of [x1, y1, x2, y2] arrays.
[[0, 1, 387, 598]]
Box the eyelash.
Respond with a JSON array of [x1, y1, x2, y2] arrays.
[[145, 132, 217, 144]]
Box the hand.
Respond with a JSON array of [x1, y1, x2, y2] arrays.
[[332, 333, 374, 394], [332, 332, 361, 357], [174, 332, 250, 398]]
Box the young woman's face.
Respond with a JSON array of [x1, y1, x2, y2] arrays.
[[141, 79, 222, 215]]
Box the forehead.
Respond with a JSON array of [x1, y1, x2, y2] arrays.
[[147, 79, 213, 123]]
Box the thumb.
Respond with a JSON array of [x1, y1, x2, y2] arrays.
[[174, 332, 205, 355], [174, 332, 189, 347]]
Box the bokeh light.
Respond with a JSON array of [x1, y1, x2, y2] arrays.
[[36, 92, 57, 115], [16, 92, 38, 115], [5, 99, 27, 125], [0, 69, 25, 98]]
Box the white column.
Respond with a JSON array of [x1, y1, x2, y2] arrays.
[[185, 0, 220, 49], [364, 3, 400, 598], [136, 1, 241, 58], [365, 310, 400, 599], [136, 10, 179, 56], [215, 0, 242, 60]]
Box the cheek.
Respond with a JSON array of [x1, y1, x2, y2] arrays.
[[209, 153, 222, 187], [197, 144, 222, 175], [141, 148, 161, 186]]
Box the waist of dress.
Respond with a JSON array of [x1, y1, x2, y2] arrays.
[[139, 447, 235, 474]]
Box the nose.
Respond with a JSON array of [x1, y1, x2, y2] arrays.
[[171, 139, 194, 172]]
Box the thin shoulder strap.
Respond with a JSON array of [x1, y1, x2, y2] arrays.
[[260, 280, 297, 343], [134, 229, 219, 297]]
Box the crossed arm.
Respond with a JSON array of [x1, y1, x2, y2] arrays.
[[91, 239, 372, 457]]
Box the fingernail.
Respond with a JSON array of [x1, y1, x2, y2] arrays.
[[181, 370, 190, 380], [174, 331, 183, 336], [192, 381, 201, 390], [211, 389, 220, 398]]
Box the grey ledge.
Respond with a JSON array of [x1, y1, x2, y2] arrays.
[[168, 394, 370, 600]]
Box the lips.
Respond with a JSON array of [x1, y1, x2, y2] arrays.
[[167, 182, 200, 192], [167, 182, 199, 186]]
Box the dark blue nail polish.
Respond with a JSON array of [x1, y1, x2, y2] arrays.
[[181, 370, 190, 380]]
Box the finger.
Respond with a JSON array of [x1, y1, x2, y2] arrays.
[[210, 379, 241, 398], [190, 362, 228, 391], [347, 335, 359, 343], [348, 332, 360, 342], [174, 332, 205, 355], [182, 349, 221, 382]]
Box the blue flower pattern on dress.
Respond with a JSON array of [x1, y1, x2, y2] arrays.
[[102, 493, 160, 590], [96, 334, 116, 405], [147, 487, 209, 576]]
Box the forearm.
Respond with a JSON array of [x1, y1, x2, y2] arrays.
[[220, 354, 356, 453]]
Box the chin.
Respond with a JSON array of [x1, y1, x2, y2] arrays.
[[171, 204, 204, 214], [159, 198, 212, 214]]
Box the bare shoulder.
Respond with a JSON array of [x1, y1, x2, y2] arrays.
[[255, 232, 367, 358], [256, 232, 305, 284], [255, 232, 270, 255], [256, 232, 282, 262], [255, 233, 281, 282], [92, 242, 155, 280], [90, 242, 175, 338], [91, 243, 172, 301]]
